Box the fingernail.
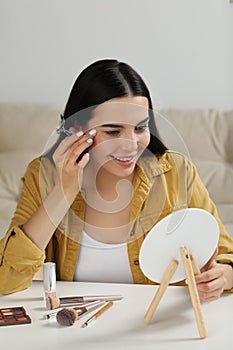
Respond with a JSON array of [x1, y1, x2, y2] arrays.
[[76, 131, 84, 137], [87, 138, 93, 144], [89, 129, 96, 135], [80, 153, 90, 167]]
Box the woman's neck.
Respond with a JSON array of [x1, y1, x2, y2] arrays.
[[82, 165, 135, 213], [96, 167, 134, 200]]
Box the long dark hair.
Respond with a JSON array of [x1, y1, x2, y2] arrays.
[[46, 59, 167, 159]]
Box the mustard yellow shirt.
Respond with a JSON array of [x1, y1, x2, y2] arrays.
[[0, 151, 233, 294]]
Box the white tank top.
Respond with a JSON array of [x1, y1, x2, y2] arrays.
[[74, 231, 133, 284]]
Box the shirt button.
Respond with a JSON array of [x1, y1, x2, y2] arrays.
[[130, 231, 134, 237], [134, 259, 139, 266]]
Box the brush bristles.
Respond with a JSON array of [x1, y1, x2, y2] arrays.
[[56, 308, 78, 326]]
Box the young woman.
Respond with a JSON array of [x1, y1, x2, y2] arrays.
[[0, 59, 233, 300]]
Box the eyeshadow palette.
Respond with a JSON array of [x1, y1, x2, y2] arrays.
[[0, 307, 31, 327]]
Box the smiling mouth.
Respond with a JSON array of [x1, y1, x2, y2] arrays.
[[111, 155, 135, 162], [109, 155, 139, 166]]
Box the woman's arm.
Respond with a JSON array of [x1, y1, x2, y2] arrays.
[[187, 160, 233, 300], [22, 131, 93, 250], [195, 255, 233, 302], [0, 131, 94, 294], [22, 183, 75, 250], [192, 248, 233, 302]]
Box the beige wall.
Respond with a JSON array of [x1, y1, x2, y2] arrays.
[[0, 0, 233, 110]]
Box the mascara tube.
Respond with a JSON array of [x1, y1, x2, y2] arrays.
[[43, 262, 56, 309]]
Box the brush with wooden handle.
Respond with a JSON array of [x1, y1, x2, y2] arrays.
[[81, 301, 114, 328], [47, 294, 123, 309], [42, 300, 106, 327], [56, 301, 106, 327]]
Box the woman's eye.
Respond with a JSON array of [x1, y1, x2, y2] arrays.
[[105, 130, 120, 136], [135, 125, 149, 132]]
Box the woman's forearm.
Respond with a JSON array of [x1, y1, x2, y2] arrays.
[[195, 261, 233, 302], [22, 184, 76, 250]]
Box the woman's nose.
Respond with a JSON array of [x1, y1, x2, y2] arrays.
[[120, 131, 138, 151]]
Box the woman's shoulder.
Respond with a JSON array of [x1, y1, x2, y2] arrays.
[[161, 150, 192, 166], [155, 150, 194, 176], [27, 155, 53, 169], [24, 156, 55, 178], [138, 150, 193, 179]]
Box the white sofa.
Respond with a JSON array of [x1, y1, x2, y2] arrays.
[[158, 108, 233, 238], [0, 103, 59, 237], [0, 103, 232, 238]]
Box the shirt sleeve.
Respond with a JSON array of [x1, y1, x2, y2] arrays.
[[0, 158, 45, 294], [187, 160, 233, 292]]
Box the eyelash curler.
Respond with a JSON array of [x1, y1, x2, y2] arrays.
[[56, 114, 73, 137]]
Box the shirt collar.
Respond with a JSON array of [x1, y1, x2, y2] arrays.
[[136, 152, 172, 185]]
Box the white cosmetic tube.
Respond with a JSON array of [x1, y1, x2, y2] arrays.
[[43, 262, 56, 308]]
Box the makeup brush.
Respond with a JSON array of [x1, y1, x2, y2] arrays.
[[47, 294, 123, 310], [42, 300, 104, 320], [81, 301, 114, 328], [56, 301, 105, 327], [56, 308, 78, 326]]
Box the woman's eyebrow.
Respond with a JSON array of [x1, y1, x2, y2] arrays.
[[100, 123, 123, 128], [100, 117, 149, 128], [137, 117, 149, 125]]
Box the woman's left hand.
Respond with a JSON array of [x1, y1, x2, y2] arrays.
[[195, 249, 233, 302]]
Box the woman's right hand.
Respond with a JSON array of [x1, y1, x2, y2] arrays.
[[20, 129, 96, 251], [52, 129, 96, 200]]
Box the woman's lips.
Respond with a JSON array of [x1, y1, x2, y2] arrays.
[[110, 155, 137, 167]]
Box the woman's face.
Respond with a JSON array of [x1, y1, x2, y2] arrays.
[[86, 96, 150, 179]]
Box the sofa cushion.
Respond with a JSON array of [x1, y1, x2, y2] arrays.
[[0, 103, 59, 152], [0, 151, 37, 199], [159, 109, 233, 237], [0, 103, 59, 237], [0, 151, 39, 235]]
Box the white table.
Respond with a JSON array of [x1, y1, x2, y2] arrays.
[[1, 281, 232, 350]]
